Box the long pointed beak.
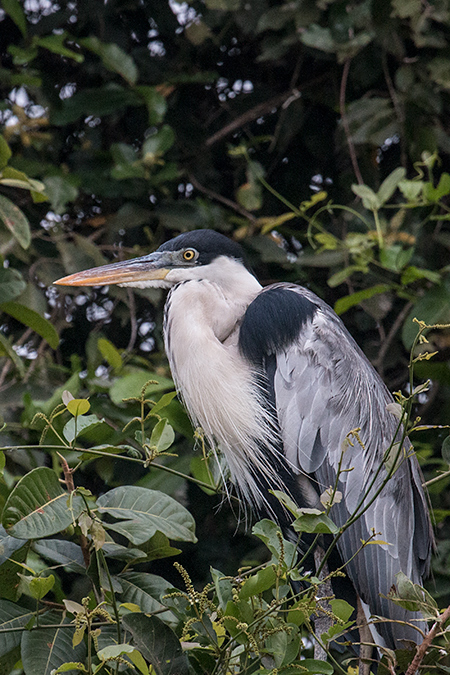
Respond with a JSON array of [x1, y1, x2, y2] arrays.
[[54, 252, 170, 287]]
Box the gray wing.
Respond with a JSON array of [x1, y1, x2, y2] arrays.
[[240, 283, 433, 648]]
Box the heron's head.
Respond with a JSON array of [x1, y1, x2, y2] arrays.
[[54, 229, 252, 290]]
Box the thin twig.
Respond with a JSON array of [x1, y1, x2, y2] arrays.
[[405, 603, 450, 675], [339, 59, 364, 186], [382, 52, 407, 168], [373, 301, 414, 376], [57, 452, 90, 567], [188, 173, 257, 222]]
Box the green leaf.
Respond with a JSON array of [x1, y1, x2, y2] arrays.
[[2, 467, 84, 539], [118, 572, 175, 621], [379, 245, 414, 272], [32, 540, 85, 574], [334, 284, 391, 315], [296, 659, 334, 674], [0, 302, 59, 348], [122, 613, 189, 675], [330, 598, 354, 622], [97, 486, 197, 544], [239, 566, 277, 600], [51, 86, 143, 125], [442, 436, 450, 464], [327, 265, 362, 288], [423, 172, 450, 202], [292, 511, 339, 535], [142, 126, 175, 164], [43, 176, 79, 215], [376, 167, 406, 205], [402, 280, 450, 349], [190, 455, 218, 495], [98, 337, 122, 370], [63, 414, 103, 443], [135, 86, 167, 125], [66, 398, 90, 416], [0, 599, 34, 658], [0, 136, 12, 170], [19, 573, 55, 600], [400, 266, 441, 285], [300, 24, 335, 53], [398, 179, 423, 201], [21, 612, 86, 675], [251, 520, 297, 565], [35, 33, 83, 62], [236, 181, 263, 211], [150, 391, 177, 416], [351, 183, 380, 210], [81, 37, 138, 85], [109, 368, 173, 405], [149, 418, 175, 452], [2, 0, 27, 38], [0, 195, 31, 249]]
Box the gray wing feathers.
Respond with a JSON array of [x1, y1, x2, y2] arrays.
[[271, 285, 432, 646]]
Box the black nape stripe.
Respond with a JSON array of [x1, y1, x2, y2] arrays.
[[239, 287, 317, 364]]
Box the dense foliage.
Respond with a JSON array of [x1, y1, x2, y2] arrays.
[[1, 0, 450, 673]]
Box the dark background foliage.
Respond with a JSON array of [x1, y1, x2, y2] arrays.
[[1, 0, 450, 672]]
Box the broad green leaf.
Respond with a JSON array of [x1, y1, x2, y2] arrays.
[[330, 598, 354, 622], [0, 526, 26, 566], [19, 573, 55, 600], [66, 398, 90, 416], [398, 179, 423, 201], [2, 467, 84, 539], [43, 176, 79, 215], [32, 540, 86, 574], [295, 659, 334, 674], [51, 86, 143, 125], [35, 33, 83, 62], [0, 167, 45, 192], [21, 611, 86, 675], [81, 37, 138, 85], [377, 167, 406, 205], [400, 266, 441, 285], [122, 613, 189, 675], [402, 280, 450, 349], [334, 284, 391, 315], [97, 486, 197, 544], [0, 599, 35, 658], [236, 181, 262, 211], [0, 195, 31, 249], [190, 455, 218, 495], [423, 172, 450, 202], [379, 244, 414, 272], [292, 511, 339, 535], [149, 391, 177, 416], [0, 302, 59, 348], [118, 571, 176, 621], [327, 265, 363, 288], [98, 337, 122, 370], [0, 136, 12, 170], [442, 436, 450, 464], [63, 414, 103, 443], [252, 520, 297, 565], [116, 531, 181, 563], [351, 183, 380, 210], [300, 24, 335, 52], [109, 368, 173, 405], [142, 126, 175, 164], [149, 418, 175, 452], [2, 0, 27, 38], [135, 86, 167, 125], [240, 566, 277, 600]]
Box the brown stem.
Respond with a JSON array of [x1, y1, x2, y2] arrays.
[[57, 452, 91, 568], [126, 288, 138, 353], [405, 603, 450, 675], [373, 301, 413, 377], [339, 59, 364, 186]]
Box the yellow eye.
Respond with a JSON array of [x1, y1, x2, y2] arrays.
[[183, 249, 196, 261]]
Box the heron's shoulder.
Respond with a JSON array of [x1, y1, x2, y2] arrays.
[[238, 283, 321, 363]]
